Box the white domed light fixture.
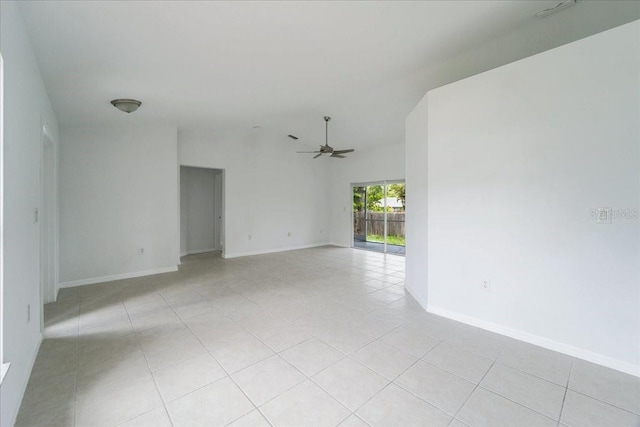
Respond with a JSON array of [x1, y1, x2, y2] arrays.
[[110, 98, 142, 113]]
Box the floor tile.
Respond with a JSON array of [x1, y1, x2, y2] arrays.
[[498, 340, 573, 386], [357, 383, 451, 427], [30, 342, 78, 380], [194, 321, 247, 345], [569, 359, 640, 414], [173, 300, 216, 320], [313, 358, 389, 411], [141, 331, 207, 371], [126, 298, 171, 319], [123, 291, 166, 310], [444, 326, 510, 360], [137, 321, 192, 342], [205, 332, 275, 373], [237, 311, 289, 334], [166, 377, 254, 427], [405, 312, 461, 340], [422, 342, 493, 384], [349, 313, 404, 339], [153, 353, 227, 402], [78, 332, 140, 371], [19, 372, 76, 418], [260, 380, 351, 426], [281, 338, 345, 376], [232, 355, 306, 406], [481, 363, 565, 420], [77, 349, 152, 400], [379, 325, 440, 358], [118, 407, 173, 427], [255, 323, 312, 352], [183, 309, 233, 336], [130, 309, 183, 333], [313, 324, 376, 354], [15, 404, 74, 427], [339, 414, 370, 426], [560, 390, 640, 427], [22, 248, 639, 427], [78, 304, 130, 330], [75, 376, 163, 427], [160, 289, 206, 309], [214, 294, 264, 320], [395, 360, 475, 415], [457, 388, 556, 427], [228, 409, 271, 426], [352, 340, 418, 380]]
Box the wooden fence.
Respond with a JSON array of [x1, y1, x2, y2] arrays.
[[354, 211, 405, 237]]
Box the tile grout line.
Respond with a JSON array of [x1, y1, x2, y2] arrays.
[[174, 301, 275, 427], [122, 290, 176, 427], [448, 351, 499, 424], [557, 359, 574, 427]]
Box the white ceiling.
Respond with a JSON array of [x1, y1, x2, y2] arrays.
[[17, 1, 640, 150]]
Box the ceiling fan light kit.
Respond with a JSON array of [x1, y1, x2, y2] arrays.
[[297, 116, 355, 159]]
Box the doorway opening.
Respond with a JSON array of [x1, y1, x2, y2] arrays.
[[40, 124, 58, 319], [352, 181, 405, 255], [180, 166, 225, 258]]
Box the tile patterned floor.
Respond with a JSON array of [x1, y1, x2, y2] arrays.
[[15, 247, 640, 427]]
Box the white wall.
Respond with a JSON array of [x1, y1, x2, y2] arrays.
[[405, 99, 428, 304], [180, 166, 220, 256], [328, 143, 405, 248], [407, 21, 640, 375], [179, 128, 329, 258], [0, 1, 59, 426], [59, 124, 179, 286]]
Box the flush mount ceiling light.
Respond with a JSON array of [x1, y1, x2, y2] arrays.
[[110, 98, 141, 113]]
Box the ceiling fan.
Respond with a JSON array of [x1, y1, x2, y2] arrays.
[[297, 116, 355, 159]]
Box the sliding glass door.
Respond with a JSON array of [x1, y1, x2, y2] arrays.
[[352, 181, 405, 255]]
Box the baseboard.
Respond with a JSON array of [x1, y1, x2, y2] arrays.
[[329, 241, 350, 248], [59, 266, 179, 288], [181, 248, 218, 257], [223, 243, 330, 259], [427, 304, 640, 378], [10, 333, 42, 427]]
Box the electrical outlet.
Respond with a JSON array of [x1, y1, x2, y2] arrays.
[[482, 280, 491, 291], [138, 248, 145, 255], [27, 304, 31, 323], [248, 234, 252, 240], [287, 231, 291, 237], [33, 208, 39, 224]]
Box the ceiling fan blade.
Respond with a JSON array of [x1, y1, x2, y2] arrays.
[[297, 151, 321, 153], [313, 153, 323, 159], [330, 153, 346, 158], [332, 149, 354, 154]]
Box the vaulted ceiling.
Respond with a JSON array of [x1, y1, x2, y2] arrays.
[[18, 1, 639, 149]]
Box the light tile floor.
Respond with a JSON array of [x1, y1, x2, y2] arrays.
[[15, 247, 640, 427]]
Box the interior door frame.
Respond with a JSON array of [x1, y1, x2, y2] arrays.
[[40, 122, 58, 333], [178, 165, 226, 259]]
